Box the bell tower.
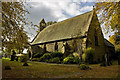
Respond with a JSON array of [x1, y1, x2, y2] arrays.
[[39, 18, 46, 31]]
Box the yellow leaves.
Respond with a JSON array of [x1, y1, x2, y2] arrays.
[[109, 34, 120, 52], [115, 45, 120, 52], [95, 2, 119, 34], [109, 35, 116, 45]]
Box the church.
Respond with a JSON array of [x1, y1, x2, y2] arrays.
[[29, 8, 115, 62]]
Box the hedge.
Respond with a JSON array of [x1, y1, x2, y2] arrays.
[[51, 51, 63, 58], [39, 53, 52, 62], [48, 57, 61, 64]]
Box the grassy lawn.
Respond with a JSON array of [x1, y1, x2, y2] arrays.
[[2, 58, 120, 78]]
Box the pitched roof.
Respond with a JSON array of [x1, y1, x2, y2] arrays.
[[104, 39, 114, 47], [31, 11, 94, 45]]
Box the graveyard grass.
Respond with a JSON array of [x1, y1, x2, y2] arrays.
[[2, 58, 120, 78]]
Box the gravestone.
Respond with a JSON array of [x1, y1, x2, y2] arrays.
[[5, 66, 11, 70], [23, 62, 28, 66]]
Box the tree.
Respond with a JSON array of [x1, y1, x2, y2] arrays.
[[95, 2, 120, 34], [2, 2, 30, 54], [109, 34, 120, 52], [46, 21, 57, 26]]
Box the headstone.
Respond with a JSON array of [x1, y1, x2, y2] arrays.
[[23, 62, 28, 66], [5, 66, 11, 70]]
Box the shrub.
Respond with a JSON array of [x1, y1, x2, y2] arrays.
[[79, 64, 90, 70], [67, 54, 74, 57], [73, 52, 79, 57], [82, 47, 95, 64], [63, 56, 80, 64], [63, 57, 75, 64], [32, 58, 40, 61], [82, 53, 85, 60], [19, 54, 28, 62], [39, 53, 52, 62], [51, 51, 63, 58], [33, 52, 43, 58], [20, 57, 25, 62], [49, 57, 61, 64], [74, 57, 80, 64]]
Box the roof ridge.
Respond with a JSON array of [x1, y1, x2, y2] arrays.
[[40, 10, 93, 33], [31, 10, 94, 45]]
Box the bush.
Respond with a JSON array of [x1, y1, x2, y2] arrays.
[[63, 56, 80, 64], [74, 57, 80, 64], [49, 57, 61, 64], [33, 52, 43, 58], [19, 54, 28, 62], [39, 53, 52, 62], [82, 47, 95, 64], [51, 51, 63, 58], [20, 57, 25, 62], [73, 52, 79, 57], [79, 64, 90, 70], [63, 57, 74, 64], [32, 58, 40, 61], [67, 54, 74, 57], [82, 53, 86, 61]]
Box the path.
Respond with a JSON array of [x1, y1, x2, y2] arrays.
[[53, 72, 85, 78], [28, 61, 79, 67]]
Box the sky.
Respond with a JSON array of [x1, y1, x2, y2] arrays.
[[24, 0, 114, 43]]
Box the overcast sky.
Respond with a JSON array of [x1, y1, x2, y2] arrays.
[[24, 0, 114, 42]]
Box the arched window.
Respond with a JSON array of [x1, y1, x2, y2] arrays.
[[43, 44, 46, 53], [55, 42, 58, 51]]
